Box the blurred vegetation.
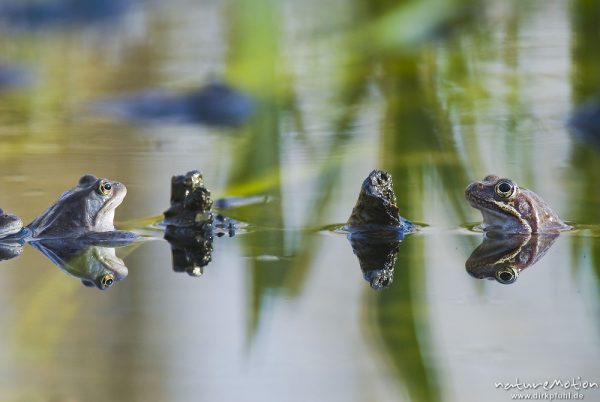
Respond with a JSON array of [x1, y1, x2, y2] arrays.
[[569, 0, 600, 278]]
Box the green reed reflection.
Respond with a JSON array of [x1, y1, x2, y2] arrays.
[[569, 0, 600, 278], [348, 0, 480, 400], [224, 0, 314, 337]]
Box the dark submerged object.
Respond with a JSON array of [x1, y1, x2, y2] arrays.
[[30, 238, 131, 290], [92, 82, 255, 127], [0, 65, 32, 92], [567, 100, 600, 145], [346, 170, 415, 233], [0, 0, 131, 29], [465, 232, 558, 284], [345, 170, 415, 290]]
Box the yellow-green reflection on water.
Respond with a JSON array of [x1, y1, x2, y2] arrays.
[[0, 0, 599, 401]]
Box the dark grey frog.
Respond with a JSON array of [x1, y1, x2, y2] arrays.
[[24, 174, 135, 241]]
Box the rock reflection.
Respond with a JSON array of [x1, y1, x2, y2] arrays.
[[30, 238, 131, 290], [347, 231, 404, 290], [164, 225, 213, 276], [465, 232, 559, 284]]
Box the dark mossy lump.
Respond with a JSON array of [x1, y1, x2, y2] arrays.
[[346, 169, 415, 233]]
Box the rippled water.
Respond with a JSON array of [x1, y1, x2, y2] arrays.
[[0, 0, 599, 401]]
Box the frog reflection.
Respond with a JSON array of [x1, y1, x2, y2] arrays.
[[465, 232, 559, 284], [0, 209, 25, 261], [0, 241, 23, 261], [30, 238, 131, 290], [0, 208, 23, 239]]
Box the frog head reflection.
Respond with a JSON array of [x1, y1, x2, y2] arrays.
[[30, 237, 132, 290], [0, 242, 22, 262], [465, 232, 559, 284]]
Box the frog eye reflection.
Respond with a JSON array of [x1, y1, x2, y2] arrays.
[[495, 268, 518, 284], [98, 180, 113, 196], [100, 274, 115, 289], [495, 180, 514, 198]]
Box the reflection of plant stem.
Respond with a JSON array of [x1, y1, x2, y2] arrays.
[[569, 0, 600, 280], [377, 55, 441, 402]]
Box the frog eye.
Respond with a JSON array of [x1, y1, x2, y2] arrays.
[[97, 180, 113, 196], [100, 273, 115, 289], [495, 180, 514, 198]]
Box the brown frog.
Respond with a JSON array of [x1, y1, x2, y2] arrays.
[[465, 175, 571, 234]]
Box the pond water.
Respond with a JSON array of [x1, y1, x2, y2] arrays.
[[1, 0, 599, 401]]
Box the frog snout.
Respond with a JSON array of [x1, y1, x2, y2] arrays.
[[465, 182, 483, 197]]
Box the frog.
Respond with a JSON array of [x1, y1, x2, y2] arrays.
[[0, 208, 23, 238], [25, 174, 135, 240], [465, 175, 571, 234]]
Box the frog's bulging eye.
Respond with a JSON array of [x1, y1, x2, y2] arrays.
[[98, 180, 113, 196], [495, 180, 514, 198], [101, 274, 115, 289]]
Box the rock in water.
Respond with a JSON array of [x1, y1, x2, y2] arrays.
[[163, 170, 212, 228], [346, 170, 414, 233], [162, 170, 217, 276]]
